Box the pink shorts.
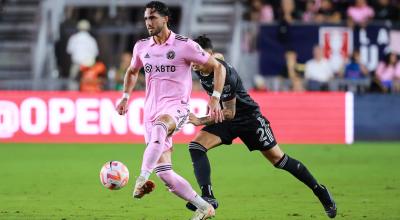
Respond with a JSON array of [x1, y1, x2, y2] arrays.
[[144, 105, 190, 152]]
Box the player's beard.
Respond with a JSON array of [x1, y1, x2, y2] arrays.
[[149, 25, 163, 36]]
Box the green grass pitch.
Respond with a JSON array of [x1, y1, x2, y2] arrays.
[[1, 142, 399, 220]]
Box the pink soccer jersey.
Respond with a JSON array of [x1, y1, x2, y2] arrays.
[[130, 31, 210, 122]]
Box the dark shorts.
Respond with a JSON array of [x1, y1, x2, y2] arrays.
[[202, 112, 277, 151]]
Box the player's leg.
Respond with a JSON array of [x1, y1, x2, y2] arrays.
[[154, 149, 215, 219], [261, 144, 321, 189], [240, 114, 337, 218], [140, 114, 175, 176], [261, 145, 337, 218], [133, 114, 176, 198], [187, 130, 223, 211]]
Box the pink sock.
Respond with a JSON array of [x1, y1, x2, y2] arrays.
[[141, 122, 168, 173], [155, 164, 197, 201]]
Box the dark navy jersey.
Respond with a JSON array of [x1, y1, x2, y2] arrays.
[[194, 59, 260, 120]]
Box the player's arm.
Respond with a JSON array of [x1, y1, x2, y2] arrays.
[[203, 56, 227, 123], [116, 43, 142, 115], [189, 97, 236, 126], [116, 67, 140, 115], [122, 67, 140, 95]]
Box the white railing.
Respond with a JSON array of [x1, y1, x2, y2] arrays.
[[229, 0, 244, 69], [33, 0, 66, 83]]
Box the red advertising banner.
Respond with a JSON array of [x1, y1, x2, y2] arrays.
[[0, 91, 353, 144]]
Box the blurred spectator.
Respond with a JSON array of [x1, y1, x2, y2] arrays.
[[394, 65, 400, 93], [277, 0, 301, 43], [375, 52, 400, 92], [342, 50, 369, 79], [112, 52, 146, 91], [278, 0, 301, 24], [336, 50, 370, 92], [347, 0, 375, 27], [314, 0, 341, 23], [114, 52, 132, 91], [302, 0, 318, 23], [372, 0, 399, 22], [252, 74, 268, 91], [258, 0, 274, 23], [282, 50, 305, 91], [80, 61, 106, 92], [244, 0, 274, 23], [66, 20, 99, 90], [305, 45, 334, 90]]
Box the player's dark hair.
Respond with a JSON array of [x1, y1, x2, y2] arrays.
[[145, 1, 171, 17], [194, 35, 213, 50]]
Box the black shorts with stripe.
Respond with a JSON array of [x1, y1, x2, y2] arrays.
[[202, 111, 277, 151]]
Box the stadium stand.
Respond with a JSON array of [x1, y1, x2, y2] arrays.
[[0, 0, 41, 81]]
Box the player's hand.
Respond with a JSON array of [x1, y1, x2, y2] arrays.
[[116, 98, 129, 115], [188, 113, 201, 126], [208, 96, 224, 123]]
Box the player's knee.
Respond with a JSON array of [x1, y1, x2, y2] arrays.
[[155, 115, 175, 134], [271, 154, 284, 165], [150, 122, 168, 144], [262, 150, 283, 165]]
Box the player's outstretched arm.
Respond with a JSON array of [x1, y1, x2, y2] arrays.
[[203, 57, 226, 123], [188, 98, 236, 126], [116, 66, 140, 115]]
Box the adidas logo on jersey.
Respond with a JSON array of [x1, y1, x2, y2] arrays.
[[144, 53, 150, 58]]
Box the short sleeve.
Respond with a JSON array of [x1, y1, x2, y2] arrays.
[[222, 84, 236, 102], [130, 43, 143, 69], [184, 40, 210, 64], [221, 64, 237, 102]]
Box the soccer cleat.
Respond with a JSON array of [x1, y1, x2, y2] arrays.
[[186, 196, 219, 212], [315, 184, 337, 218], [190, 204, 215, 220], [133, 176, 156, 199]]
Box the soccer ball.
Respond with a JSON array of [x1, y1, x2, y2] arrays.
[[99, 161, 130, 190]]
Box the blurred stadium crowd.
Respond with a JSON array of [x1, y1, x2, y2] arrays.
[[242, 0, 400, 93], [243, 0, 399, 25], [0, 0, 399, 93]]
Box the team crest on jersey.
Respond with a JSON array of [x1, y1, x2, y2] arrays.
[[223, 85, 231, 92], [166, 50, 175, 60], [144, 63, 152, 73]]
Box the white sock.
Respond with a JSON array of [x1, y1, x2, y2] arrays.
[[140, 170, 151, 180], [189, 194, 209, 211]]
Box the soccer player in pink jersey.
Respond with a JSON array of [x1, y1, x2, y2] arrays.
[[116, 1, 225, 219]]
